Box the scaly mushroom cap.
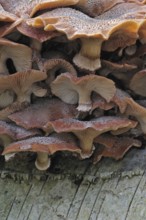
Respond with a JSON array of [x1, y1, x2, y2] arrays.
[[93, 134, 141, 163], [129, 69, 146, 96], [8, 98, 78, 129], [0, 120, 40, 141], [2, 133, 81, 171], [27, 4, 146, 70], [0, 4, 18, 22], [43, 117, 137, 157], [17, 22, 61, 42], [0, 70, 47, 103], [0, 38, 32, 74], [1, 0, 79, 17], [51, 73, 116, 112], [75, 0, 124, 17]]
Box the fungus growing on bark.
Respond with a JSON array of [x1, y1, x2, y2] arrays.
[[75, 0, 124, 17], [43, 58, 77, 87], [43, 117, 137, 158], [2, 133, 81, 171], [124, 98, 146, 134], [8, 98, 78, 129], [27, 3, 146, 71], [0, 70, 47, 103], [93, 134, 141, 163], [0, 120, 40, 149], [1, 0, 79, 17], [17, 22, 61, 43], [0, 38, 32, 74], [129, 69, 146, 96], [51, 73, 116, 112]]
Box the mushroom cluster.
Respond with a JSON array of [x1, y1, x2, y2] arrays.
[[0, 0, 146, 170]]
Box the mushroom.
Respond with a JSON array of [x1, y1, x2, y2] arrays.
[[51, 73, 116, 112], [75, 0, 124, 17], [129, 69, 146, 96], [93, 134, 141, 163], [27, 4, 146, 71], [43, 59, 77, 91], [0, 0, 79, 17], [17, 21, 61, 43], [124, 98, 146, 134], [0, 38, 32, 74], [0, 69, 47, 103], [8, 98, 78, 130], [0, 120, 40, 149], [43, 117, 137, 158], [0, 4, 17, 22], [2, 133, 81, 171], [90, 92, 114, 114]]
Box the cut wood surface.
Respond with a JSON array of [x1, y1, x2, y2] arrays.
[[0, 147, 146, 220]]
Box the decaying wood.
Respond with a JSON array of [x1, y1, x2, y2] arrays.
[[0, 146, 146, 220]]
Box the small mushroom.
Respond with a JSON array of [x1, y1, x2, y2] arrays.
[[0, 120, 40, 148], [93, 134, 141, 163], [0, 38, 32, 74], [51, 73, 116, 112], [129, 69, 146, 96], [43, 58, 77, 87], [0, 69, 47, 103], [124, 98, 146, 134], [2, 133, 81, 171], [17, 21, 61, 43], [43, 117, 137, 158], [8, 98, 78, 129]]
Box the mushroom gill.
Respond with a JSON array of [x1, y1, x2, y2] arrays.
[[0, 38, 32, 74], [2, 133, 81, 171], [27, 3, 146, 70], [43, 117, 137, 158], [51, 73, 116, 112], [0, 69, 47, 103]]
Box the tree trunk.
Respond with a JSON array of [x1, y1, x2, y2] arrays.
[[0, 147, 146, 220]]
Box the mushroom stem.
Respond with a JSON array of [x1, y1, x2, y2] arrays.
[[74, 130, 97, 158], [73, 38, 103, 71], [77, 88, 92, 112], [35, 152, 51, 171]]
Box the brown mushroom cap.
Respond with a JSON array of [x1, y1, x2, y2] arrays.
[[0, 4, 17, 22], [0, 120, 40, 141], [129, 69, 146, 96], [51, 73, 116, 112], [8, 98, 78, 129], [43, 117, 137, 157], [0, 69, 47, 103], [17, 21, 61, 42], [1, 0, 79, 17], [0, 38, 32, 74], [93, 134, 141, 163], [27, 4, 145, 70], [2, 133, 81, 170], [75, 0, 124, 17]]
